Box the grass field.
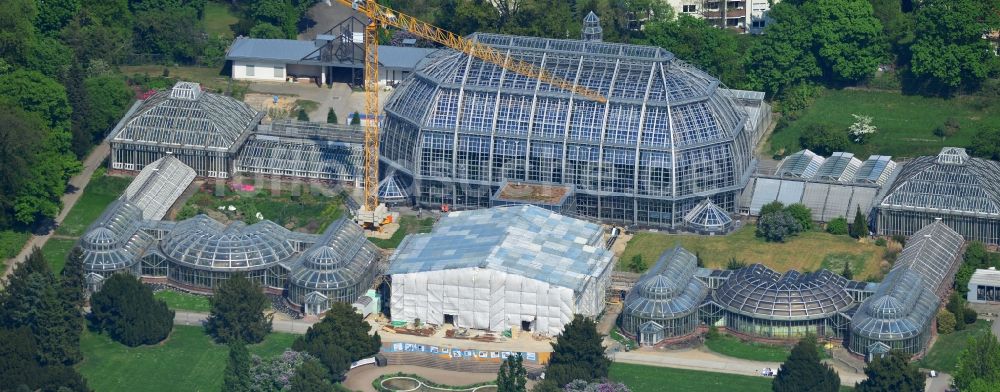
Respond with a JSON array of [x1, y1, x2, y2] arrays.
[[202, 1, 238, 38], [0, 229, 30, 270], [370, 216, 436, 249], [918, 320, 991, 372], [767, 89, 1000, 158], [79, 326, 297, 392], [704, 335, 792, 362], [621, 225, 884, 279], [153, 291, 212, 312], [120, 66, 233, 93], [56, 172, 132, 237], [610, 362, 774, 392], [41, 238, 77, 274]]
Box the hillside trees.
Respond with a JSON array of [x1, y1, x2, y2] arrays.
[[909, 0, 1000, 93], [641, 15, 746, 88]]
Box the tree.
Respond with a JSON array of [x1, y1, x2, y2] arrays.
[[801, 0, 885, 83], [132, 3, 205, 63], [542, 315, 609, 388], [936, 309, 956, 334], [745, 2, 821, 96], [695, 251, 704, 268], [0, 106, 48, 228], [626, 255, 646, 273], [89, 274, 174, 346], [83, 76, 133, 145], [826, 217, 849, 235], [800, 125, 849, 156], [848, 114, 877, 144], [760, 201, 785, 217], [497, 354, 527, 392], [289, 357, 335, 392], [296, 108, 310, 122], [249, 349, 314, 391], [34, 0, 80, 35], [785, 203, 813, 231], [757, 210, 803, 243], [947, 292, 967, 331], [856, 350, 925, 392], [641, 15, 747, 88], [205, 273, 273, 344], [851, 208, 868, 239], [773, 335, 840, 392], [969, 128, 1000, 160], [841, 262, 854, 280], [249, 22, 285, 39], [0, 0, 37, 66], [350, 112, 361, 125], [955, 332, 1000, 390], [292, 302, 381, 380], [909, 0, 999, 93], [223, 340, 253, 392], [326, 108, 338, 124]]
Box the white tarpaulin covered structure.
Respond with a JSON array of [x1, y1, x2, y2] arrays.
[[388, 205, 614, 336]]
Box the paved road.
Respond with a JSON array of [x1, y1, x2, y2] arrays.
[[3, 142, 109, 281], [174, 311, 315, 334]]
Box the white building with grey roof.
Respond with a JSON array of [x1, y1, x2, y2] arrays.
[[387, 205, 614, 335]]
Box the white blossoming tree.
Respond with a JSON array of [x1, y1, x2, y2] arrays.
[[848, 114, 877, 144]]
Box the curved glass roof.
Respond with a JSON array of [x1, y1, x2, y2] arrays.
[[712, 264, 854, 320], [683, 199, 734, 232], [851, 268, 939, 340], [893, 221, 964, 294], [623, 246, 710, 320], [80, 199, 152, 272], [110, 82, 261, 151], [879, 147, 1000, 217], [160, 215, 296, 269], [288, 219, 381, 290]]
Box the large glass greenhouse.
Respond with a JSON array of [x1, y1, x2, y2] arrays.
[[619, 246, 709, 345], [850, 221, 964, 358], [380, 33, 770, 229], [876, 147, 1000, 246], [709, 264, 855, 339]]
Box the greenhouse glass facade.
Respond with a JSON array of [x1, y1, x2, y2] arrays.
[[381, 33, 769, 228], [710, 264, 855, 339], [876, 147, 1000, 246], [620, 247, 709, 345]]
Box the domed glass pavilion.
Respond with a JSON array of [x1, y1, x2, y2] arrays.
[[381, 33, 768, 228], [620, 246, 710, 345]]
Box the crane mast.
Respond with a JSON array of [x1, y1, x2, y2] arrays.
[[333, 0, 608, 228]]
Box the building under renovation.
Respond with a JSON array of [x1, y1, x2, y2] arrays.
[[874, 147, 1000, 246], [387, 205, 614, 336], [79, 156, 382, 315], [380, 32, 770, 230]]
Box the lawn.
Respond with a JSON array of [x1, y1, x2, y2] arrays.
[[918, 320, 991, 372], [41, 238, 77, 274], [79, 326, 297, 392], [610, 328, 637, 351], [621, 225, 884, 279], [120, 66, 234, 93], [610, 362, 774, 392], [0, 230, 30, 269], [767, 89, 1000, 158], [56, 172, 133, 237], [369, 215, 436, 249], [153, 290, 212, 312], [704, 335, 792, 363], [202, 1, 238, 38]]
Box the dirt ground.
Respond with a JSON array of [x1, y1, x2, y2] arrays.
[[243, 93, 299, 121], [343, 365, 501, 392]]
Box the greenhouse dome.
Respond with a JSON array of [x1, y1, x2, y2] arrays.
[[683, 198, 734, 234], [620, 246, 709, 345], [79, 199, 151, 276], [711, 264, 854, 338], [381, 33, 767, 228], [287, 219, 382, 314]]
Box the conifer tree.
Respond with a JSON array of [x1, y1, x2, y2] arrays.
[[841, 262, 854, 280], [89, 274, 174, 346], [851, 208, 868, 239], [296, 109, 309, 122], [497, 354, 528, 392], [206, 273, 272, 344], [350, 112, 361, 125], [60, 246, 86, 307], [292, 302, 380, 380], [773, 335, 840, 392], [543, 315, 610, 388], [289, 358, 335, 392], [856, 351, 925, 392], [222, 340, 253, 392], [326, 108, 337, 124]]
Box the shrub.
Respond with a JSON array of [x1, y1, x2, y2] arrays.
[[759, 201, 785, 217], [848, 114, 877, 144], [937, 309, 956, 334], [757, 210, 803, 242], [785, 203, 813, 231], [326, 108, 338, 124], [89, 274, 174, 347], [726, 258, 747, 270], [875, 238, 887, 247], [964, 307, 978, 325], [296, 109, 309, 122], [626, 255, 646, 273], [826, 217, 849, 235], [800, 124, 849, 156]]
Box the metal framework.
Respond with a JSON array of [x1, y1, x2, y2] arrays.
[[876, 147, 1000, 245], [382, 32, 768, 228], [620, 247, 710, 345], [235, 120, 365, 182]]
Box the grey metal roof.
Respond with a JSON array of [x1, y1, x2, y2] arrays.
[[712, 264, 855, 320], [109, 82, 261, 151], [879, 147, 1000, 217], [387, 205, 614, 292], [623, 246, 710, 320], [226, 37, 437, 69]]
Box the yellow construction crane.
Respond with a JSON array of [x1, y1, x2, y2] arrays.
[[330, 0, 608, 227]]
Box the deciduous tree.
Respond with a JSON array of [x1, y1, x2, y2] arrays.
[[497, 354, 527, 392], [909, 0, 1000, 93], [955, 332, 1000, 390]]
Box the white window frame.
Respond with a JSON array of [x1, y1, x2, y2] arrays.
[[246, 64, 255, 77]]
